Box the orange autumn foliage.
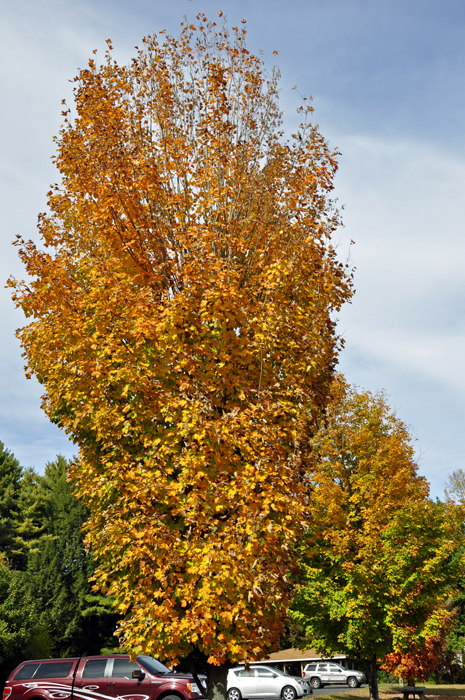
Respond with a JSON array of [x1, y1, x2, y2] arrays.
[[381, 631, 453, 685], [9, 16, 352, 670]]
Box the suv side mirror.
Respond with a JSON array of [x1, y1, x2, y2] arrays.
[[132, 670, 146, 680]]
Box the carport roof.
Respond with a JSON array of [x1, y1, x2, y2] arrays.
[[253, 648, 347, 663]]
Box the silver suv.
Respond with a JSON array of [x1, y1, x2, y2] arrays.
[[302, 662, 366, 689], [228, 665, 311, 700]]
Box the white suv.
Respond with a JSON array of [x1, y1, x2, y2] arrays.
[[302, 662, 366, 689], [228, 665, 311, 700]]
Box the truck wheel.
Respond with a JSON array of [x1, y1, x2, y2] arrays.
[[227, 689, 242, 700], [310, 678, 322, 689], [347, 678, 359, 689]]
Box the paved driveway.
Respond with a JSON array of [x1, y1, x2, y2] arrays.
[[312, 686, 366, 697], [237, 684, 367, 700]]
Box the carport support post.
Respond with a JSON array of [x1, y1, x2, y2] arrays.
[[188, 656, 206, 696], [366, 654, 379, 700]]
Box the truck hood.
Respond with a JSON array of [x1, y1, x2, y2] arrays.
[[154, 673, 193, 681]]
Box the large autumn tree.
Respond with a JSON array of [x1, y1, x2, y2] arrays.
[[290, 378, 465, 700], [10, 15, 352, 698]]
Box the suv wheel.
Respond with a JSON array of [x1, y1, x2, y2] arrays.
[[347, 677, 359, 689], [227, 689, 242, 700], [310, 678, 322, 689]]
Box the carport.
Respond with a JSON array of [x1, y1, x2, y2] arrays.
[[252, 648, 356, 678]]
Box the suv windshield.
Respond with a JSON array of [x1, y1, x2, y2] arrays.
[[137, 656, 171, 675]]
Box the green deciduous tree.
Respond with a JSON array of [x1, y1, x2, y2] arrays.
[[445, 469, 465, 503], [0, 554, 53, 687], [290, 378, 465, 700]]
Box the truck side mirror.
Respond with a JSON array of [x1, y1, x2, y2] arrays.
[[132, 670, 146, 680]]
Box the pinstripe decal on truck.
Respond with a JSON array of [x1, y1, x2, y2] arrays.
[[20, 683, 150, 700]]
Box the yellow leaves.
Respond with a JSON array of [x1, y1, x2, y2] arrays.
[[11, 11, 353, 669]]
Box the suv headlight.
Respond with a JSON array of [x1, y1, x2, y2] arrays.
[[187, 683, 200, 694]]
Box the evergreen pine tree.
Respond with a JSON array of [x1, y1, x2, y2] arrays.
[[0, 444, 119, 669], [0, 441, 22, 560], [27, 456, 119, 656], [11, 468, 50, 568]]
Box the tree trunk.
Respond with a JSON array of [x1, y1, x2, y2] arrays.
[[206, 663, 231, 700], [366, 654, 379, 700]]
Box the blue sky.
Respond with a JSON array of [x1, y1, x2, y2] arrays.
[[1, 0, 465, 496]]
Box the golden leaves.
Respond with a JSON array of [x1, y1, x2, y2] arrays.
[[10, 13, 353, 668]]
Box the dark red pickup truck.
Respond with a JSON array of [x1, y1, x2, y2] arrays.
[[2, 655, 205, 700]]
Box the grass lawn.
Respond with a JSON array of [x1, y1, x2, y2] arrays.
[[384, 687, 465, 696], [316, 685, 465, 700]]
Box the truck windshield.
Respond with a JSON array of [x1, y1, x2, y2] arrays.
[[137, 656, 171, 675]]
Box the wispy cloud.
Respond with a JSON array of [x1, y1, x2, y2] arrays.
[[332, 133, 465, 494], [1, 0, 465, 494]]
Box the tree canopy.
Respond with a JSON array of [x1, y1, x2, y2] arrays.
[[10, 14, 353, 694], [290, 378, 465, 698]]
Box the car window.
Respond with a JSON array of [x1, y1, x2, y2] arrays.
[[111, 659, 142, 678], [305, 665, 317, 672], [83, 659, 108, 679], [13, 664, 40, 680], [35, 663, 74, 679], [235, 669, 255, 677], [317, 664, 328, 671], [329, 665, 341, 671], [256, 669, 274, 677]]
